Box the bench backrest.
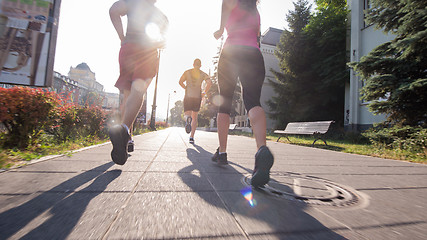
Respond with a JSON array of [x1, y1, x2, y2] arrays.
[[284, 121, 334, 135]]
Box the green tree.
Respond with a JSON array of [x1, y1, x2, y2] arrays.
[[169, 100, 184, 126], [267, 0, 313, 129], [348, 0, 427, 126], [304, 0, 349, 126], [268, 0, 348, 128]]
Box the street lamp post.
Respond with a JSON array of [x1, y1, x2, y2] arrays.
[[166, 90, 176, 126], [150, 50, 161, 130]]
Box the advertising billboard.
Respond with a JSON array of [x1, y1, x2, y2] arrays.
[[0, 0, 61, 87]]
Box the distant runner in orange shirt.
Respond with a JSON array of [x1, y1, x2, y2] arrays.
[[179, 59, 212, 144]]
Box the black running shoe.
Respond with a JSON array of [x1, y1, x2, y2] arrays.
[[185, 117, 192, 134], [109, 125, 130, 165], [189, 137, 194, 144], [211, 147, 228, 165], [128, 140, 134, 152], [251, 146, 274, 187]]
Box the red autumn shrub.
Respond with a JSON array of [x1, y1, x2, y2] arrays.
[[48, 94, 107, 141], [0, 87, 109, 148], [75, 105, 107, 138], [0, 87, 60, 148], [48, 102, 78, 142]]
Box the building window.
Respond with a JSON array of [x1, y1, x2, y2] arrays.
[[363, 0, 373, 28]]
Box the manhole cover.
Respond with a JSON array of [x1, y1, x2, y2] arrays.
[[242, 172, 367, 208]]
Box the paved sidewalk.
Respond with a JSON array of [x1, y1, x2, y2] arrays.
[[0, 127, 426, 239]]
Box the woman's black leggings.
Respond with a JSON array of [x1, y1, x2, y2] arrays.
[[217, 45, 265, 114]]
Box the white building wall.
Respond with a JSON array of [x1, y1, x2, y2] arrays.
[[346, 0, 395, 131], [260, 43, 280, 130]]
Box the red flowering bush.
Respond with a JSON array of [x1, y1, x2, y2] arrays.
[[0, 87, 59, 148], [48, 101, 78, 142], [48, 95, 107, 142], [0, 87, 108, 148], [75, 105, 107, 138]]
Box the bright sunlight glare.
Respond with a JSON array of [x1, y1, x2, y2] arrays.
[[145, 22, 162, 42]]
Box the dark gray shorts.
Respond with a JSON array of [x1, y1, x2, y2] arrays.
[[184, 97, 202, 112], [218, 45, 265, 114]]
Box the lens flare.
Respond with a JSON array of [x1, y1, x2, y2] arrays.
[[145, 22, 162, 41], [212, 95, 224, 107], [240, 186, 256, 207]]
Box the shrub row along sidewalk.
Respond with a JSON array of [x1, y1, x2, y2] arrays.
[[0, 87, 111, 169]]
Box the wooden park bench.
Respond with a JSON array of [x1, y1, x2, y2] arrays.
[[229, 124, 238, 131], [274, 121, 334, 146]]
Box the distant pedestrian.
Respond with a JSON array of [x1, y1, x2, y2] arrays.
[[212, 0, 274, 187], [108, 0, 168, 165], [179, 58, 212, 144]]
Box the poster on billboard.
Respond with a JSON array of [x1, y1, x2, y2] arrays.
[[0, 0, 61, 87]]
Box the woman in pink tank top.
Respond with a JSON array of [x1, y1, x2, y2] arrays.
[[212, 0, 274, 188]]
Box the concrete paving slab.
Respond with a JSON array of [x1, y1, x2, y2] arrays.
[[2, 192, 129, 240], [105, 192, 245, 239], [200, 161, 254, 174], [206, 173, 249, 191], [11, 158, 111, 171], [281, 165, 427, 175], [0, 127, 426, 239], [216, 191, 348, 239], [136, 172, 214, 192], [147, 161, 203, 173], [0, 162, 115, 194], [251, 231, 352, 240], [309, 174, 427, 190], [350, 222, 427, 240]]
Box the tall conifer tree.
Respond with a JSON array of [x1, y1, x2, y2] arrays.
[[305, 0, 349, 126], [268, 0, 348, 128], [268, 0, 312, 129]]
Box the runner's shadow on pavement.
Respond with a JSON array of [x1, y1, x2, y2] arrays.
[[0, 162, 120, 239], [179, 144, 347, 239]]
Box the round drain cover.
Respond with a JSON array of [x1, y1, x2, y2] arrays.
[[242, 172, 367, 208]]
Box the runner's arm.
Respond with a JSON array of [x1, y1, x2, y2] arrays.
[[214, 0, 237, 39], [203, 76, 212, 97], [110, 0, 128, 43], [179, 73, 186, 90]]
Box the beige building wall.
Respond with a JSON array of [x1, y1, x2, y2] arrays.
[[68, 62, 103, 92], [260, 41, 281, 130]]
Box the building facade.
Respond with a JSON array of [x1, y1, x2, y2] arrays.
[[52, 71, 80, 103], [68, 63, 102, 92], [345, 0, 395, 131], [52, 62, 119, 110]]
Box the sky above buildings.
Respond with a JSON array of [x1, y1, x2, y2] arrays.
[[54, 0, 314, 120]]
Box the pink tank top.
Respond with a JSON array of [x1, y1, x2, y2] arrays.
[[224, 2, 260, 49]]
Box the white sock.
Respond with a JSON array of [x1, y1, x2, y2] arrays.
[[219, 152, 226, 155]]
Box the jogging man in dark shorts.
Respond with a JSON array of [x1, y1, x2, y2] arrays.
[[108, 0, 168, 165], [179, 59, 212, 144]]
